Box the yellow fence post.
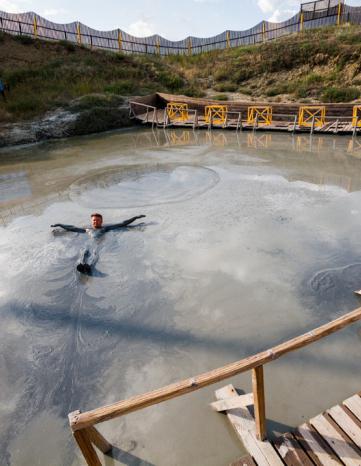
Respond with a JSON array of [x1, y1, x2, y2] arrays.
[[226, 31, 230, 49], [156, 38, 160, 55], [188, 37, 192, 56], [33, 16, 38, 38], [262, 21, 266, 42], [76, 22, 81, 44], [118, 29, 122, 51], [300, 12, 304, 32], [337, 0, 342, 26]]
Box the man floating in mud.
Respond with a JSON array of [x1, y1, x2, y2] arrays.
[[51, 213, 146, 274]]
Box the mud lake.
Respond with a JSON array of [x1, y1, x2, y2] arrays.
[[1, 128, 361, 466]]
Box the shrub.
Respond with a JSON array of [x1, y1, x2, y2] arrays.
[[7, 95, 45, 115], [238, 86, 252, 95], [104, 79, 136, 95], [14, 34, 35, 45], [322, 86, 360, 102], [213, 68, 229, 81], [181, 86, 206, 98], [58, 40, 76, 52], [157, 71, 184, 91], [266, 83, 292, 96], [212, 94, 228, 101], [214, 82, 238, 92], [0, 31, 5, 43], [306, 73, 323, 85]]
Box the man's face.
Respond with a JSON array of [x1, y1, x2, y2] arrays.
[[91, 215, 103, 229]]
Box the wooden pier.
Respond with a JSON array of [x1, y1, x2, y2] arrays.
[[129, 93, 361, 136], [68, 307, 361, 466], [215, 385, 361, 466]]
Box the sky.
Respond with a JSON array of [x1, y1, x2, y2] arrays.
[[1, 0, 361, 40]]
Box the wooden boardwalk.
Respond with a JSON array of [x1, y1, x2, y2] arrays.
[[133, 108, 358, 135], [214, 384, 361, 466], [129, 93, 361, 135]]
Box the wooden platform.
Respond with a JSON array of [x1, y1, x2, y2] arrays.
[[214, 384, 361, 466], [130, 93, 361, 135]]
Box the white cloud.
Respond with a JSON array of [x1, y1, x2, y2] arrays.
[[41, 8, 67, 18], [126, 19, 155, 37], [257, 0, 300, 22], [0, 0, 22, 13]]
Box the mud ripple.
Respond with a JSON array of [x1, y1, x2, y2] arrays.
[[69, 164, 220, 208]]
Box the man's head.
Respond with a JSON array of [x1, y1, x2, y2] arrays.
[[91, 213, 103, 229]]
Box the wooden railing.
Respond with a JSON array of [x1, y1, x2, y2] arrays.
[[68, 306, 361, 465]]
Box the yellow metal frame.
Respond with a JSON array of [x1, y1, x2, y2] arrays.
[[298, 106, 326, 127], [247, 106, 272, 126], [205, 105, 228, 125], [352, 106, 361, 127], [166, 102, 189, 122]]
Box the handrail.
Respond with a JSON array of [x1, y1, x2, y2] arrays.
[[69, 306, 361, 433]]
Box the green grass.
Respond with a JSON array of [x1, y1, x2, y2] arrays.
[[322, 87, 361, 102]]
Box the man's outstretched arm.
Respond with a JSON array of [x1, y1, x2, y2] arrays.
[[51, 223, 86, 233], [103, 215, 146, 232]]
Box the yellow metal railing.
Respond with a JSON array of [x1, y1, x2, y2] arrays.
[[205, 105, 228, 125], [166, 102, 189, 122], [298, 106, 326, 128], [247, 106, 272, 126], [352, 106, 361, 127]]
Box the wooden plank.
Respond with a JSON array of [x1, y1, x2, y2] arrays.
[[230, 455, 257, 466], [344, 396, 361, 423], [273, 431, 314, 466], [253, 366, 267, 441], [295, 423, 342, 466], [328, 405, 361, 451], [211, 393, 254, 412], [215, 384, 283, 466], [87, 426, 112, 453], [73, 429, 102, 466], [310, 413, 361, 466], [70, 307, 361, 431]]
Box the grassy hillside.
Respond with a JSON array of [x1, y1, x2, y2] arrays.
[[1, 24, 361, 123]]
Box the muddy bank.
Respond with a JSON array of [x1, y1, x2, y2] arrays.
[[0, 94, 135, 148]]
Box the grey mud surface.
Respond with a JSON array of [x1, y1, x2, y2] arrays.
[[1, 128, 361, 466]]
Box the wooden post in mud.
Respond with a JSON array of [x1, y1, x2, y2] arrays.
[[193, 110, 198, 130], [252, 366, 266, 441], [292, 115, 297, 134], [69, 411, 112, 466], [353, 117, 359, 137], [334, 119, 339, 134], [311, 116, 315, 135]]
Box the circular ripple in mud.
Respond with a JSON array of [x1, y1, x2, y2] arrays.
[[69, 165, 220, 208]]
